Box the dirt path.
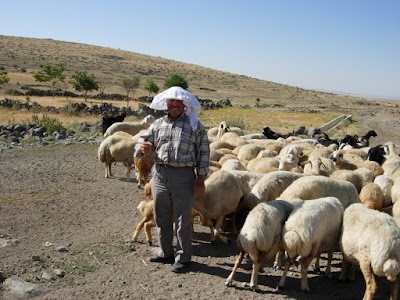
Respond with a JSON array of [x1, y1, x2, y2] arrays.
[[0, 144, 393, 299]]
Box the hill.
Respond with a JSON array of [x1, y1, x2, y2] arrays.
[[1, 35, 400, 145], [0, 35, 385, 105]]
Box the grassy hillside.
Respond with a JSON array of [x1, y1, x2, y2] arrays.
[[1, 35, 399, 143], [0, 35, 379, 106]]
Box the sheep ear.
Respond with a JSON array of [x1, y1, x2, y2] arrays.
[[321, 163, 328, 170]]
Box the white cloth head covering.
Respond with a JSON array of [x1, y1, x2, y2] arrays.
[[150, 86, 201, 130]]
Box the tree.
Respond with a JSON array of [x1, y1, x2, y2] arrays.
[[0, 71, 10, 91], [98, 78, 109, 95], [144, 79, 159, 96], [122, 76, 140, 107], [70, 71, 99, 101], [33, 62, 65, 98], [164, 74, 188, 90]]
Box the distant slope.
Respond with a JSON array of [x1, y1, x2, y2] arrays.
[[0, 35, 380, 106]]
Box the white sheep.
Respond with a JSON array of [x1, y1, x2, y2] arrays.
[[225, 200, 294, 291], [354, 167, 375, 185], [103, 115, 155, 137], [374, 174, 394, 207], [209, 140, 236, 151], [220, 158, 247, 172], [302, 157, 335, 177], [246, 157, 279, 174], [219, 132, 248, 148], [279, 175, 360, 208], [391, 177, 400, 204], [330, 150, 358, 170], [98, 134, 136, 179], [193, 170, 244, 243], [382, 141, 400, 176], [256, 149, 278, 158], [236, 143, 264, 162], [228, 170, 265, 199], [339, 203, 400, 300], [278, 144, 304, 158], [244, 171, 305, 210], [278, 197, 344, 293], [358, 160, 384, 178], [278, 153, 302, 173], [240, 133, 266, 140], [330, 169, 364, 193]]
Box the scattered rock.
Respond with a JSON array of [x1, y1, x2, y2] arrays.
[[3, 276, 41, 298], [53, 269, 65, 278], [56, 245, 69, 252]]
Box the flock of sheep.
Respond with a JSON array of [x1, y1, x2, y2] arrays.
[[97, 116, 400, 300]]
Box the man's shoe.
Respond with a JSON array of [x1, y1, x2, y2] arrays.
[[146, 255, 174, 264], [171, 262, 191, 273]]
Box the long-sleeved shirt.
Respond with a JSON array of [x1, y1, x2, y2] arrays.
[[134, 113, 210, 176]]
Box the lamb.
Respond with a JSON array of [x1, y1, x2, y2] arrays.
[[278, 175, 360, 208], [359, 182, 384, 211], [193, 170, 244, 243], [278, 197, 344, 292], [225, 200, 294, 291], [244, 171, 305, 210], [98, 134, 136, 179], [134, 152, 154, 188], [339, 203, 400, 300], [132, 204, 204, 246], [103, 115, 155, 138], [132, 199, 155, 245]]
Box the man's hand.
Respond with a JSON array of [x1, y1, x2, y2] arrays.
[[141, 141, 153, 154]]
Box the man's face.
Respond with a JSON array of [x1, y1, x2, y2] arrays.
[[167, 99, 185, 120]]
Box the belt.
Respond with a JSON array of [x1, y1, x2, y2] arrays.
[[158, 164, 192, 169]]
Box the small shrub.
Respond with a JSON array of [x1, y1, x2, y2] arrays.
[[225, 116, 246, 129], [29, 114, 63, 134], [63, 101, 79, 115], [4, 88, 14, 95]]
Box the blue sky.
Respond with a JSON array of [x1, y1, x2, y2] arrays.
[[2, 1, 399, 99]]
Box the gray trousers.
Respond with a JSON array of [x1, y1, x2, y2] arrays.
[[151, 164, 195, 263]]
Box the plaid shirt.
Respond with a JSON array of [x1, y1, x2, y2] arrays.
[[134, 113, 210, 176]]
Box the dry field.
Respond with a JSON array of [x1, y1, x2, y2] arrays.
[[1, 35, 400, 300]]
